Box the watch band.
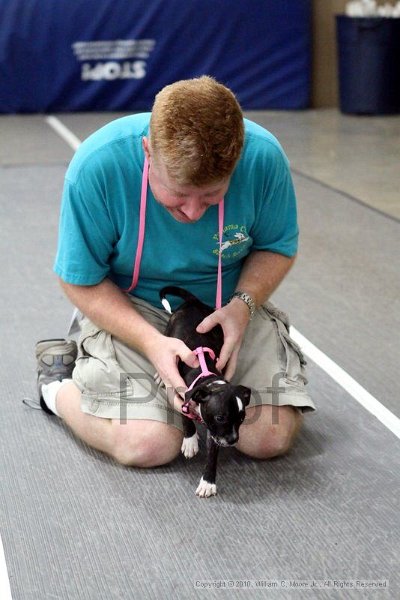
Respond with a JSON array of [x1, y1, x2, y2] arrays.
[[230, 291, 256, 319]]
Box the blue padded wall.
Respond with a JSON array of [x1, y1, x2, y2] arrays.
[[0, 0, 311, 112]]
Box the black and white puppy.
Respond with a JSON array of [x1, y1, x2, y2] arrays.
[[159, 286, 251, 498]]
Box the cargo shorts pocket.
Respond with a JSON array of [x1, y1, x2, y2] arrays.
[[74, 319, 132, 399], [261, 302, 308, 386]]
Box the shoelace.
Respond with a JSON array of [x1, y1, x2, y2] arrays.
[[22, 397, 41, 410]]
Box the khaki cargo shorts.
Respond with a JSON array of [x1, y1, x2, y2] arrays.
[[73, 296, 315, 431]]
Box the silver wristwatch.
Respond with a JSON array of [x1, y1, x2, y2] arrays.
[[230, 291, 256, 319]]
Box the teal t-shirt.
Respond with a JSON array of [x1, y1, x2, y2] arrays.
[[54, 114, 298, 310]]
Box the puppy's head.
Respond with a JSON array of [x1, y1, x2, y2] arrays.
[[185, 380, 251, 446]]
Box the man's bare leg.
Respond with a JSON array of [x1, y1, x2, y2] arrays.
[[56, 382, 183, 467], [236, 405, 303, 459]]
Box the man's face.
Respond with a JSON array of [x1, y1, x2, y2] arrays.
[[143, 138, 230, 223]]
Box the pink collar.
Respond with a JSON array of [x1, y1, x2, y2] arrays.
[[182, 347, 218, 422]]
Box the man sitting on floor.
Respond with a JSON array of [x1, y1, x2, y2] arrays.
[[36, 76, 314, 466]]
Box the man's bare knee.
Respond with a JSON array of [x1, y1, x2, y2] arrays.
[[237, 406, 303, 460], [111, 421, 183, 467], [262, 408, 303, 458]]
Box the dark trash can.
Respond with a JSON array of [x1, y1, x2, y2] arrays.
[[336, 15, 400, 114]]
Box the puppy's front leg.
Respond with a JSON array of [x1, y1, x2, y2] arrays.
[[196, 431, 219, 498], [181, 417, 199, 459]]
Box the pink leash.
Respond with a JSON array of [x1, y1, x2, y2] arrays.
[[124, 156, 225, 422], [216, 200, 224, 310], [123, 156, 225, 310], [123, 157, 149, 293]]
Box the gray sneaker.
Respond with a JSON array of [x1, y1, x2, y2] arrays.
[[36, 339, 78, 414]]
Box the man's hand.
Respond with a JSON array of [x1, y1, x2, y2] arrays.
[[59, 278, 200, 414], [195, 251, 295, 380], [196, 298, 251, 380], [144, 333, 199, 412]]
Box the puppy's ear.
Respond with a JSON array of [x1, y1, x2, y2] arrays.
[[185, 384, 210, 404], [235, 385, 251, 407]]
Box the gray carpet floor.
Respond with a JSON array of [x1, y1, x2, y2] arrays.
[[0, 117, 399, 599]]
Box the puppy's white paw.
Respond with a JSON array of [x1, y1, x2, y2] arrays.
[[181, 433, 199, 459], [196, 477, 217, 498]]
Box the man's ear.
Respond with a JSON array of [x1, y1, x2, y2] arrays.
[[235, 385, 251, 407], [142, 136, 151, 161], [185, 384, 210, 404]]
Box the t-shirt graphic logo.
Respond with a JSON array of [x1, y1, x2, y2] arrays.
[[221, 232, 249, 251], [213, 225, 250, 260]]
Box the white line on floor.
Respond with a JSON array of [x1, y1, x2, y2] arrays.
[[45, 115, 82, 150], [291, 327, 400, 439], [0, 535, 12, 600], [44, 115, 400, 440]]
